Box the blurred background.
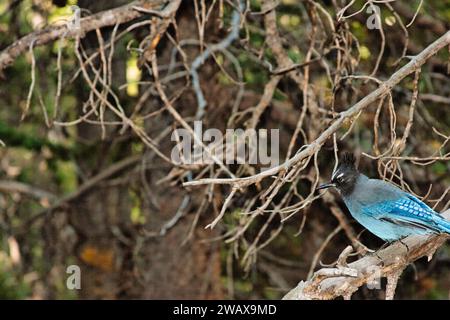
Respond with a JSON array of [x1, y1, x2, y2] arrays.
[[0, 0, 449, 299]]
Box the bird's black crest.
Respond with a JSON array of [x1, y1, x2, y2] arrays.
[[340, 152, 356, 168]]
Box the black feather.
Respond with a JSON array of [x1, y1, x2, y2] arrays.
[[341, 152, 356, 168]]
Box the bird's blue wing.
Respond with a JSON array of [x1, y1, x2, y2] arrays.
[[405, 193, 435, 212], [362, 195, 443, 234]]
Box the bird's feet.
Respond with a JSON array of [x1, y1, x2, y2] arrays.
[[369, 242, 390, 267], [372, 251, 385, 267], [370, 239, 410, 266], [398, 238, 410, 253]]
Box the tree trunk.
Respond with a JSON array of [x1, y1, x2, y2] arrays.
[[70, 0, 223, 299]]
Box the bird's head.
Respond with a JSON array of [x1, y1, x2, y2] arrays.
[[317, 153, 360, 195]]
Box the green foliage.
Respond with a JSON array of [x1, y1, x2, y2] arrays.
[[0, 270, 30, 299], [130, 189, 146, 225], [431, 162, 446, 175], [0, 254, 30, 299], [55, 160, 77, 193], [0, 120, 75, 160]]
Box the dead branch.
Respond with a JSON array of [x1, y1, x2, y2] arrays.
[[184, 30, 450, 188], [0, 0, 168, 72], [283, 209, 450, 300], [0, 180, 56, 200]]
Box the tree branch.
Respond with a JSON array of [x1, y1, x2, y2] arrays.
[[0, 0, 168, 72], [0, 180, 56, 200], [184, 30, 450, 188]]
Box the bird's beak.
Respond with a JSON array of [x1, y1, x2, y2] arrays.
[[316, 182, 335, 191]]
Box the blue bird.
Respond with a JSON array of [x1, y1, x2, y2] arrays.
[[317, 153, 450, 242]]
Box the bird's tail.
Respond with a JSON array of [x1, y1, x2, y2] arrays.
[[435, 215, 450, 235]]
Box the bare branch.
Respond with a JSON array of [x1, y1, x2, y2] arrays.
[[184, 30, 450, 188], [0, 0, 168, 72]]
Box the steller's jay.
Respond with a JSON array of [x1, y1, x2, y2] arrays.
[[317, 153, 450, 242]]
